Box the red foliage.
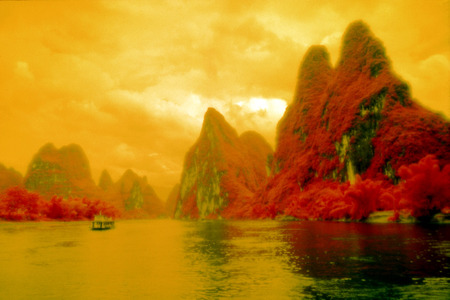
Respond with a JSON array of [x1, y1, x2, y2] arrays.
[[250, 202, 278, 219], [0, 187, 120, 221], [395, 155, 450, 219], [44, 196, 119, 221], [245, 21, 450, 222], [247, 155, 450, 221], [368, 103, 450, 178], [0, 187, 43, 221], [341, 176, 385, 219], [180, 192, 199, 219]]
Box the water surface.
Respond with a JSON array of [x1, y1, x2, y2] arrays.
[[0, 220, 448, 299]]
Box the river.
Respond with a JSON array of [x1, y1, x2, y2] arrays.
[[0, 220, 448, 299]]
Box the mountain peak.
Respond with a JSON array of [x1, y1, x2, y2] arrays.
[[175, 111, 272, 219], [294, 45, 333, 104], [120, 169, 139, 182], [204, 107, 226, 123], [199, 107, 238, 146], [60, 143, 84, 154], [343, 20, 371, 42], [338, 20, 388, 77], [39, 143, 57, 154], [299, 45, 332, 81], [98, 169, 114, 190]]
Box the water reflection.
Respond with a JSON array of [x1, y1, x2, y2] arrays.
[[279, 222, 450, 298], [280, 222, 449, 278], [181, 221, 312, 298], [0, 220, 448, 299], [181, 221, 450, 299], [182, 221, 234, 297]]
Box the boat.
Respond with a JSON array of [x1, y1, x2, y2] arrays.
[[91, 213, 115, 230]]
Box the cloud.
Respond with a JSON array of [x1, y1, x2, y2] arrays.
[[234, 97, 287, 122], [320, 32, 342, 64], [115, 143, 136, 161], [419, 54, 450, 76], [227, 97, 287, 145], [407, 54, 450, 115]]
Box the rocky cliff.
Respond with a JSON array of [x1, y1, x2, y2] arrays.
[[114, 169, 164, 218], [250, 20, 449, 220], [174, 108, 273, 219], [24, 143, 99, 199]]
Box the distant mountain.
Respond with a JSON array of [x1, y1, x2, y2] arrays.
[[249, 20, 449, 220], [24, 143, 99, 199], [174, 108, 273, 219], [114, 169, 164, 218], [0, 164, 23, 192], [98, 169, 114, 191]]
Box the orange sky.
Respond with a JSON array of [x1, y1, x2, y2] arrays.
[[0, 0, 449, 200]]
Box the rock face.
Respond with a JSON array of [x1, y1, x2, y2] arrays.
[[114, 169, 164, 218], [253, 20, 449, 218], [174, 108, 273, 219], [165, 184, 180, 218], [0, 164, 23, 192], [24, 143, 99, 199]]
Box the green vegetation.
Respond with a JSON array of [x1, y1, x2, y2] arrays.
[[370, 61, 385, 78], [25, 160, 71, 196], [335, 88, 387, 182], [383, 161, 400, 184], [266, 154, 273, 176], [294, 126, 307, 142], [393, 83, 410, 106], [125, 181, 144, 211]]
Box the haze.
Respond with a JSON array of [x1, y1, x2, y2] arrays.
[[1, 0, 448, 199]]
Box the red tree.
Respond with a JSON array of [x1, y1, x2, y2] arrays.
[[0, 187, 120, 221], [396, 155, 450, 220], [0, 187, 44, 221]]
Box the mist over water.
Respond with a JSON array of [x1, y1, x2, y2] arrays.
[[0, 220, 448, 299]]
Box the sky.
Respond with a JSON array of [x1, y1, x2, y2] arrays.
[[0, 0, 449, 200]]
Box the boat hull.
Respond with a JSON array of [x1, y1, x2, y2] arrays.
[[91, 227, 113, 231], [91, 220, 115, 230]]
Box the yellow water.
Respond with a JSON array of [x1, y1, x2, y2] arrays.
[[0, 220, 448, 299]]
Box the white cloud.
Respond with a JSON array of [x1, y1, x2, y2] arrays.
[[228, 96, 287, 145], [320, 31, 341, 46], [235, 97, 287, 116], [418, 54, 449, 75]]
